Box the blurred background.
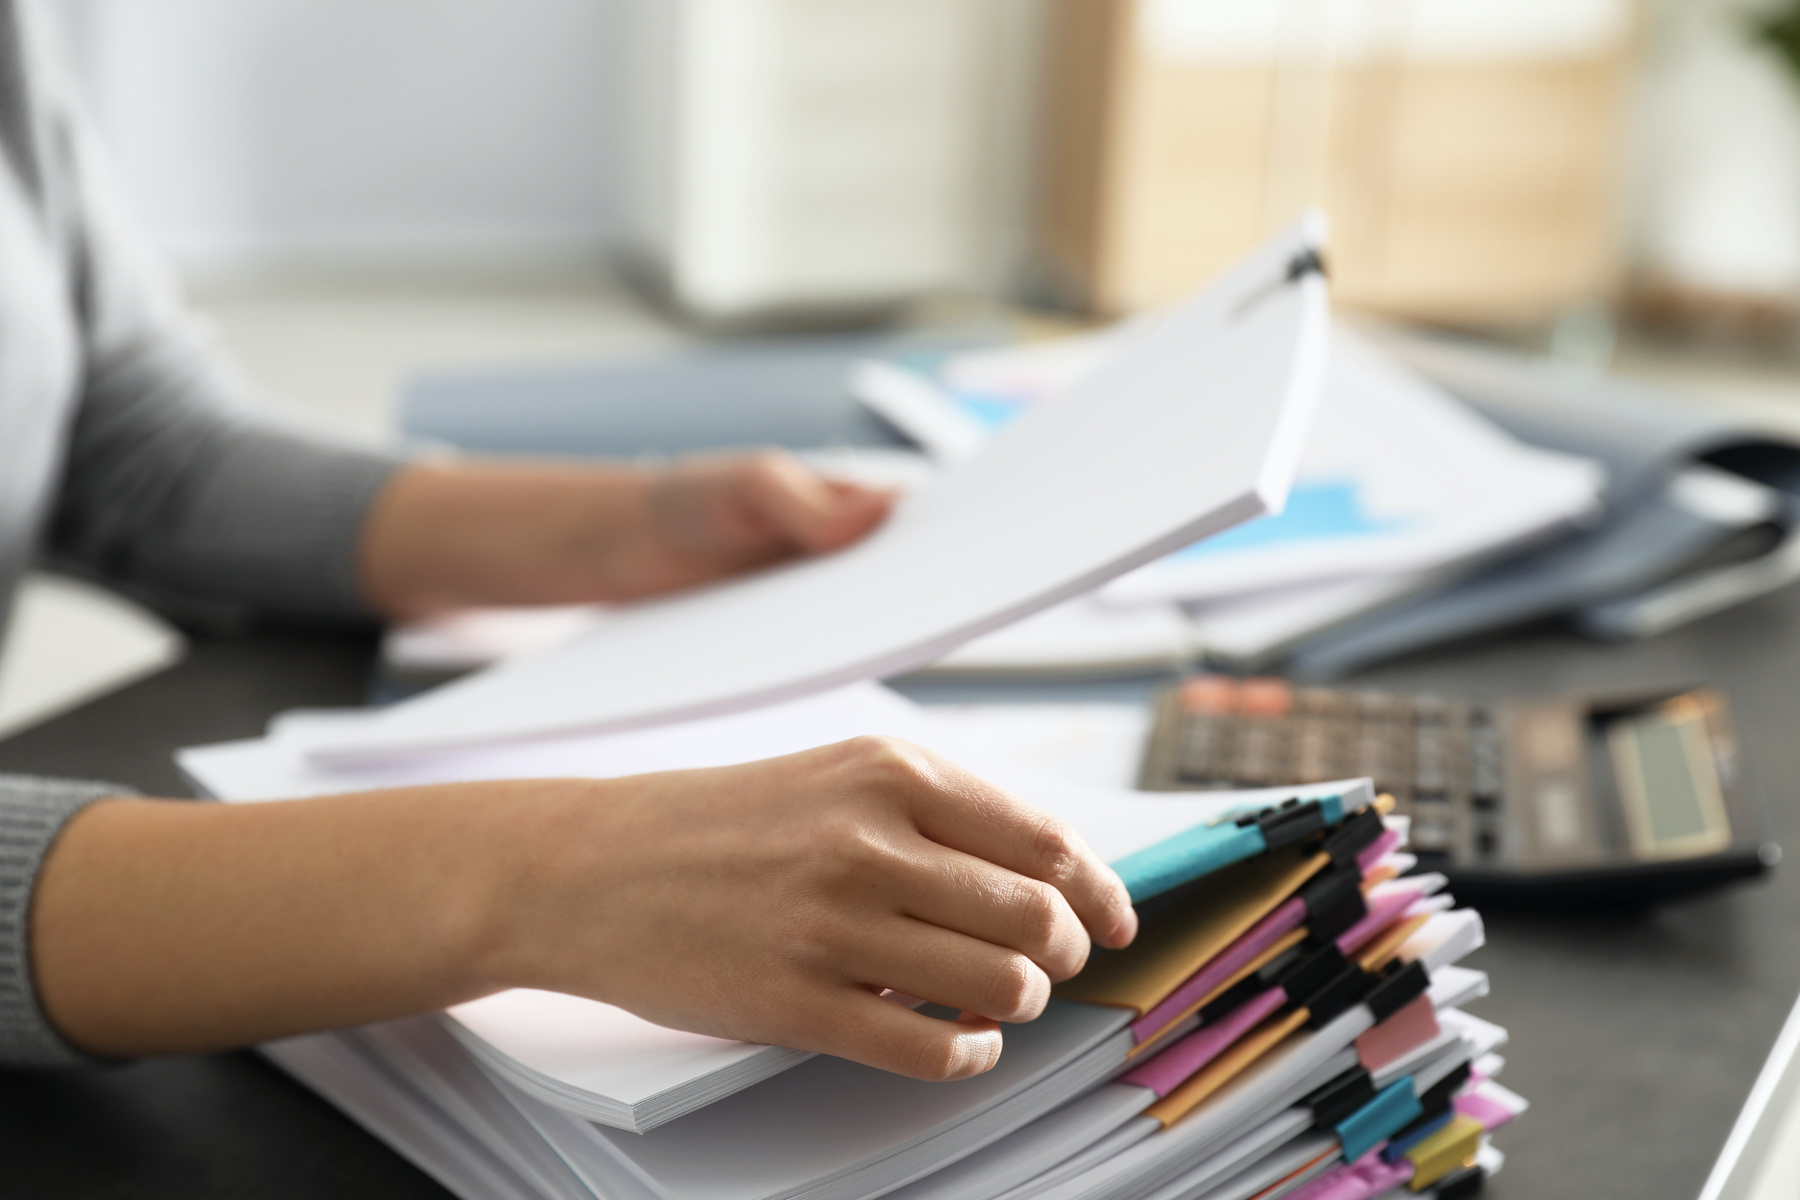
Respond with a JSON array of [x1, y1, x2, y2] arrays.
[[40, 0, 1800, 441]]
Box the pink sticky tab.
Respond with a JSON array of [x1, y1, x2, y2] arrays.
[[1335, 888, 1424, 956], [1287, 1148, 1413, 1200], [1355, 993, 1440, 1072], [1357, 829, 1402, 872], [1120, 987, 1286, 1097], [1131, 897, 1307, 1043], [1456, 1090, 1517, 1131]]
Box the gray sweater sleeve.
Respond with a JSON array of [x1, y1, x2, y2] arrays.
[[0, 776, 129, 1065], [33, 20, 403, 620], [0, 4, 406, 1066]]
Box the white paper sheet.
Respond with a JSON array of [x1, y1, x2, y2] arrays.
[[517, 1001, 1135, 1200], [180, 681, 1360, 867], [298, 220, 1328, 764], [853, 323, 1601, 613], [919, 599, 1196, 678], [1182, 571, 1434, 665], [444, 989, 809, 1125], [1100, 328, 1603, 605]]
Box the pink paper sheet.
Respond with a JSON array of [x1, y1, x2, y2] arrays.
[[1286, 1147, 1413, 1200], [1119, 986, 1287, 1096], [1130, 896, 1307, 1043], [1357, 829, 1402, 872], [1335, 887, 1425, 956]]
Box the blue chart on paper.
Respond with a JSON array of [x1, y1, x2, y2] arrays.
[[1166, 481, 1411, 560], [927, 377, 1412, 561], [955, 395, 1028, 431]]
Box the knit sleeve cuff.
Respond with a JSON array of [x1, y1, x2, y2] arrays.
[[0, 776, 133, 1066], [149, 428, 407, 622]]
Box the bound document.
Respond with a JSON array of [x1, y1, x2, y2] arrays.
[[295, 217, 1330, 765]]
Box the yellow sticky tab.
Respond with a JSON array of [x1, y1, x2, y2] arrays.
[[1056, 846, 1328, 1016], [1128, 927, 1309, 1058], [1361, 864, 1399, 889], [1405, 1114, 1483, 1190], [1144, 1008, 1309, 1127], [1357, 913, 1430, 974]]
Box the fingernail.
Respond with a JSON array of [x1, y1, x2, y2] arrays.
[[1108, 907, 1139, 948], [953, 1030, 1003, 1078]]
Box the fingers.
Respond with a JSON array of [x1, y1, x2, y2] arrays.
[[799, 987, 1004, 1081], [852, 739, 1138, 951], [738, 454, 893, 553], [839, 917, 1054, 1023], [883, 845, 1092, 982]]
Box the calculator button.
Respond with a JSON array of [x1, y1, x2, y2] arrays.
[[1180, 675, 1238, 716], [1240, 678, 1293, 718], [1293, 716, 1341, 783], [1177, 715, 1230, 782], [1232, 716, 1286, 784]]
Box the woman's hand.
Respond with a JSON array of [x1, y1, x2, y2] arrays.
[[33, 739, 1135, 1080], [491, 736, 1138, 1080], [359, 453, 893, 619]]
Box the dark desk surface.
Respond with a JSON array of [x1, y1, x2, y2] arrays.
[[5, 591, 1800, 1200]]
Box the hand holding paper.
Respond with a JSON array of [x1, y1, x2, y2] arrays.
[[37, 736, 1132, 1082], [485, 735, 1137, 1080], [359, 452, 894, 619]]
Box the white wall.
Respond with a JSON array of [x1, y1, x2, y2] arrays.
[[63, 0, 625, 273], [1630, 0, 1800, 296]]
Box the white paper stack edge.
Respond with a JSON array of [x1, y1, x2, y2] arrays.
[[247, 817, 1518, 1200], [180, 681, 1380, 1136], [440, 989, 816, 1133]]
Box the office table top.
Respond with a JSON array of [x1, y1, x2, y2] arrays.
[[5, 589, 1800, 1200]]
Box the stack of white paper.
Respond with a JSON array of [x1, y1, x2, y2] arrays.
[[181, 683, 1373, 1132], [185, 684, 1516, 1200], [856, 323, 1603, 671]]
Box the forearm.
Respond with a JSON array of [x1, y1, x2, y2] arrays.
[[358, 461, 660, 618], [357, 455, 893, 620], [31, 784, 554, 1057], [24, 738, 1134, 1080]]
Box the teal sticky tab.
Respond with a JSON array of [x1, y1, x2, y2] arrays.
[[1320, 793, 1346, 825], [1111, 822, 1266, 904], [1337, 1078, 1424, 1164], [1109, 790, 1357, 904]]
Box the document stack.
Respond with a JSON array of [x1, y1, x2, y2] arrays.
[[176, 221, 1520, 1196], [182, 694, 1522, 1200], [855, 324, 1603, 674]]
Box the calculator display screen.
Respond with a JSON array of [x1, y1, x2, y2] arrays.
[[1632, 720, 1713, 844], [1608, 701, 1732, 860]]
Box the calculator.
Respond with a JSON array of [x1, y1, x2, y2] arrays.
[[1137, 676, 1779, 906]]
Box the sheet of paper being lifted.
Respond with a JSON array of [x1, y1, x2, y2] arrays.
[[299, 218, 1330, 765]]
